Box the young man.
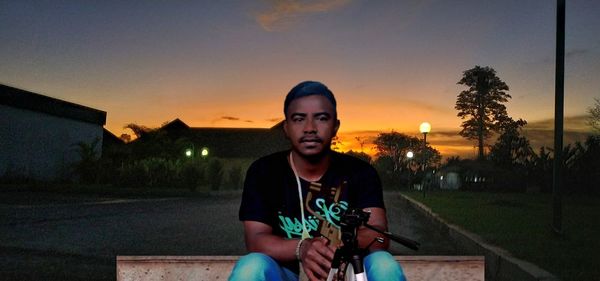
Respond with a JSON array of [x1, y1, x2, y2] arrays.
[[229, 81, 406, 281]]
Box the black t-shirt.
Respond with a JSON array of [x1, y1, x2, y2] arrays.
[[239, 150, 385, 271]]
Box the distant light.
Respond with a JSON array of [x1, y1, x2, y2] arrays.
[[201, 147, 209, 157], [440, 176, 444, 180], [185, 148, 193, 158], [406, 151, 414, 158], [420, 122, 431, 134]]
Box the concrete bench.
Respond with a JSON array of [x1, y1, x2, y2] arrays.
[[117, 255, 484, 281]]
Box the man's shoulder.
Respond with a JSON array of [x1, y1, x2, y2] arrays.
[[248, 150, 289, 171], [332, 151, 375, 171], [254, 150, 289, 163]]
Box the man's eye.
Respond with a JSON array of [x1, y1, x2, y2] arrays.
[[318, 116, 329, 121], [293, 118, 304, 122]]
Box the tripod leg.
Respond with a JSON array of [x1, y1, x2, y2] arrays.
[[350, 254, 367, 281], [327, 249, 343, 281]]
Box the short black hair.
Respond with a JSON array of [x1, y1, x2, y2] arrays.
[[283, 81, 337, 117]]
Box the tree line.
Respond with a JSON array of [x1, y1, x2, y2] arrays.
[[64, 65, 599, 195], [368, 66, 599, 194]]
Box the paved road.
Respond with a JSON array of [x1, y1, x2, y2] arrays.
[[0, 190, 461, 280]]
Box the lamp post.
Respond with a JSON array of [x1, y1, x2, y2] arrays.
[[420, 122, 431, 196], [406, 151, 414, 190]]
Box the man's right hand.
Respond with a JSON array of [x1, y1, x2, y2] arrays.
[[299, 237, 336, 281]]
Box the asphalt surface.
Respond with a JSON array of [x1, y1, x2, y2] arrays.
[[0, 190, 462, 280]]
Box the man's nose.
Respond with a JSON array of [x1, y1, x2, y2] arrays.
[[303, 119, 317, 133]]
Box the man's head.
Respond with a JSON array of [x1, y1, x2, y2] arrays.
[[283, 81, 340, 159], [284, 81, 337, 118]]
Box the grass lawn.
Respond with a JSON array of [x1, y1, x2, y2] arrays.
[[401, 191, 599, 281]]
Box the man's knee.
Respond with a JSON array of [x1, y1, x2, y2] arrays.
[[229, 253, 278, 280], [364, 251, 406, 281]]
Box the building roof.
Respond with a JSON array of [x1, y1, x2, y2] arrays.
[[137, 119, 289, 158], [0, 84, 106, 126]]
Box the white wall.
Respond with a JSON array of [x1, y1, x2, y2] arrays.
[[0, 104, 103, 181]]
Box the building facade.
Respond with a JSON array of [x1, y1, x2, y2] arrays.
[[0, 84, 106, 181]]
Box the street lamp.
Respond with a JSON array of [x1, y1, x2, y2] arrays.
[[407, 151, 414, 189], [201, 147, 209, 158], [420, 122, 431, 196], [185, 148, 193, 158]]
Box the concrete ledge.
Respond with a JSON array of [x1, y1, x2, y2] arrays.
[[399, 194, 560, 281], [117, 255, 484, 281]]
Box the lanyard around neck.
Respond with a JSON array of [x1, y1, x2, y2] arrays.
[[289, 152, 311, 239]]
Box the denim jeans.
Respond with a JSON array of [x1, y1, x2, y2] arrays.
[[228, 251, 406, 281]]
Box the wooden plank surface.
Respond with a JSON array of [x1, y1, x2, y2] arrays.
[[117, 256, 484, 281]]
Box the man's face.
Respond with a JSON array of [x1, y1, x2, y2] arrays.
[[283, 95, 340, 158]]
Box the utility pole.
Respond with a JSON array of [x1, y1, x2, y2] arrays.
[[552, 0, 565, 234]]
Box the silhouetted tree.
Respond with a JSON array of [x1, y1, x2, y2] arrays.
[[124, 123, 154, 139], [564, 136, 600, 194], [373, 132, 420, 172], [331, 136, 343, 151], [373, 132, 441, 189], [528, 147, 553, 192], [456, 66, 511, 160], [489, 118, 533, 170], [588, 98, 600, 134], [444, 156, 462, 166]]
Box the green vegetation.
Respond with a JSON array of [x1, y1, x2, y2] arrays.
[[371, 131, 441, 190], [402, 191, 600, 281]]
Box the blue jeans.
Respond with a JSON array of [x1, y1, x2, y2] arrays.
[[228, 251, 406, 281]]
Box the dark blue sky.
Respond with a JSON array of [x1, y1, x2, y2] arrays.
[[1, 0, 599, 156]]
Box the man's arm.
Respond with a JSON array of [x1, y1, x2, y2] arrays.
[[243, 221, 297, 261], [357, 207, 390, 251], [244, 220, 335, 280]]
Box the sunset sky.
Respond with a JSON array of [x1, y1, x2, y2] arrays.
[[2, 1, 599, 158]]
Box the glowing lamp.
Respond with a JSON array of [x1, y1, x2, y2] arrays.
[[419, 122, 431, 134]]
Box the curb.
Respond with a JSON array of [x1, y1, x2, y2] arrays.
[[399, 193, 560, 281]]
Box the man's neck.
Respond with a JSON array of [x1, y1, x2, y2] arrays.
[[289, 150, 332, 182]]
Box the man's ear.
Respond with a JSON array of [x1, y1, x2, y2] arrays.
[[334, 119, 340, 135], [283, 119, 290, 138]]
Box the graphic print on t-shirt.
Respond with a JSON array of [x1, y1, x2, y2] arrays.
[[277, 180, 347, 246]]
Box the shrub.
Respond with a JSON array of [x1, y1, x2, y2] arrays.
[[139, 157, 177, 187], [206, 158, 224, 191], [179, 159, 206, 191], [117, 161, 147, 188], [72, 138, 101, 184], [228, 164, 243, 190]]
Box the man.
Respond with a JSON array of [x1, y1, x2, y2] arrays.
[[229, 81, 406, 281]]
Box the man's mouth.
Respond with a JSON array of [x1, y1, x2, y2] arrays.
[[300, 138, 322, 144]]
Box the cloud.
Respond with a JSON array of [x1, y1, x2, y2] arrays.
[[221, 116, 240, 121], [539, 48, 593, 64], [525, 115, 590, 132], [266, 117, 283, 123], [566, 48, 590, 59], [256, 0, 352, 31], [211, 116, 241, 124]]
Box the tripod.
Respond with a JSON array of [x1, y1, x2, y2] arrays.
[[326, 208, 420, 281]]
